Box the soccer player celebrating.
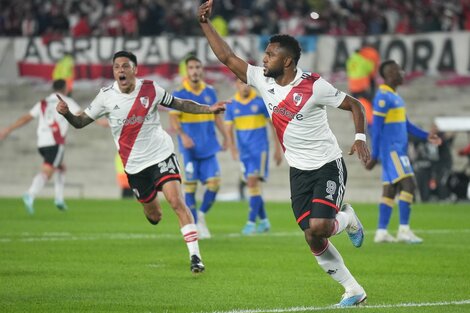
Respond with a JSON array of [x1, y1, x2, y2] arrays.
[[169, 55, 229, 239], [0, 79, 80, 214], [198, 0, 370, 306], [56, 50, 226, 273], [225, 78, 282, 234], [367, 60, 441, 243]]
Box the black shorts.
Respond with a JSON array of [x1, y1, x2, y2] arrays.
[[127, 154, 182, 203], [290, 158, 347, 230], [38, 145, 65, 169]]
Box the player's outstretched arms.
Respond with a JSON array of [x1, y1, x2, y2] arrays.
[[56, 94, 94, 129], [170, 98, 228, 114], [198, 0, 248, 82]]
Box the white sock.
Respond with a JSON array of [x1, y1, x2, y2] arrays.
[[181, 224, 201, 259], [54, 171, 65, 203], [27, 173, 48, 197], [332, 211, 349, 235], [314, 240, 362, 292]]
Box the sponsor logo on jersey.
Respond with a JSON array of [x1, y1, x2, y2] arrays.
[[293, 93, 303, 106], [117, 114, 152, 126], [140, 96, 149, 108], [113, 105, 120, 110], [268, 103, 304, 121], [268, 88, 275, 94]]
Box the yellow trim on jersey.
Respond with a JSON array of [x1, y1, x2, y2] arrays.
[[379, 84, 397, 93], [180, 113, 215, 123], [182, 78, 207, 96], [169, 110, 181, 115], [391, 151, 405, 177], [234, 89, 257, 104], [399, 191, 414, 203], [385, 107, 406, 123], [234, 115, 267, 130], [381, 197, 395, 207], [391, 173, 414, 184], [373, 111, 387, 117], [248, 186, 261, 196], [224, 120, 234, 125]]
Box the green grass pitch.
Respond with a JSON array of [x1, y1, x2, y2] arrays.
[[0, 198, 469, 313]]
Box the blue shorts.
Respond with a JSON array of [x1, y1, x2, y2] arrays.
[[181, 154, 220, 184], [381, 150, 414, 184], [240, 150, 269, 181]]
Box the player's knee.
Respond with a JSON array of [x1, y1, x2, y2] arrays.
[[166, 194, 185, 211], [184, 182, 197, 194], [206, 178, 220, 192], [308, 219, 333, 238]]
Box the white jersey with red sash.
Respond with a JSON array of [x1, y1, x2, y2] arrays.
[[84, 79, 175, 174], [29, 92, 81, 148], [247, 65, 346, 170]]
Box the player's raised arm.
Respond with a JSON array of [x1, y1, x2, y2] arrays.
[[198, 0, 248, 82], [338, 95, 371, 165], [56, 94, 94, 129]]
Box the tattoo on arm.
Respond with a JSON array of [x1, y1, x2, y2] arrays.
[[170, 98, 211, 114], [63, 112, 95, 129]]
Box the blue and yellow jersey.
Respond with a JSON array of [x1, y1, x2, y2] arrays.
[[171, 79, 220, 159], [371, 84, 428, 159], [225, 89, 270, 156]]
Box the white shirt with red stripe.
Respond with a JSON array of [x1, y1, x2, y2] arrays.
[[247, 64, 346, 170], [84, 79, 175, 174], [29, 92, 81, 148]]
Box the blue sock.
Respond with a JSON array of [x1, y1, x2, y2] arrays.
[[185, 193, 197, 222], [257, 197, 266, 220], [398, 200, 411, 225], [378, 202, 393, 229], [200, 190, 217, 214], [249, 195, 263, 222]]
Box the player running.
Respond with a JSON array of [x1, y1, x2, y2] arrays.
[[0, 79, 80, 214], [56, 50, 226, 273], [198, 0, 370, 306]]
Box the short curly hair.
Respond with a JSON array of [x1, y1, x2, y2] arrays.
[[269, 34, 302, 65]]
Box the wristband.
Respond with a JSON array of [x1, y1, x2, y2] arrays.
[[355, 133, 366, 142]]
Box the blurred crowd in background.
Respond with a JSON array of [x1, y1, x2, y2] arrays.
[[1, 0, 470, 38]]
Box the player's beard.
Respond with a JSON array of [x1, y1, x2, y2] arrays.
[[264, 66, 283, 79]]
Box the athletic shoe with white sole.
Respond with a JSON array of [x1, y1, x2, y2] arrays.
[[22, 193, 35, 215], [242, 222, 256, 235], [256, 219, 271, 233], [197, 211, 211, 239], [397, 228, 423, 244], [337, 290, 367, 307], [190, 255, 205, 273], [341, 203, 364, 248], [374, 229, 397, 243]]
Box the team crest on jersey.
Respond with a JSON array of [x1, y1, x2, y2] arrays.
[[293, 93, 303, 106], [205, 96, 212, 103], [140, 96, 150, 108], [250, 105, 259, 113]]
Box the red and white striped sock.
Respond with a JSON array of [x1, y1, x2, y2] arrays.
[[181, 224, 200, 259]]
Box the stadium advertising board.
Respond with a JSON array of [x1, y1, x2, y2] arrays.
[[8, 31, 470, 81]]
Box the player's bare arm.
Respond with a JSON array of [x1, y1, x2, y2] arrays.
[[198, 0, 248, 82], [0, 113, 33, 140], [56, 94, 94, 129], [338, 95, 371, 164], [170, 98, 227, 114]]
